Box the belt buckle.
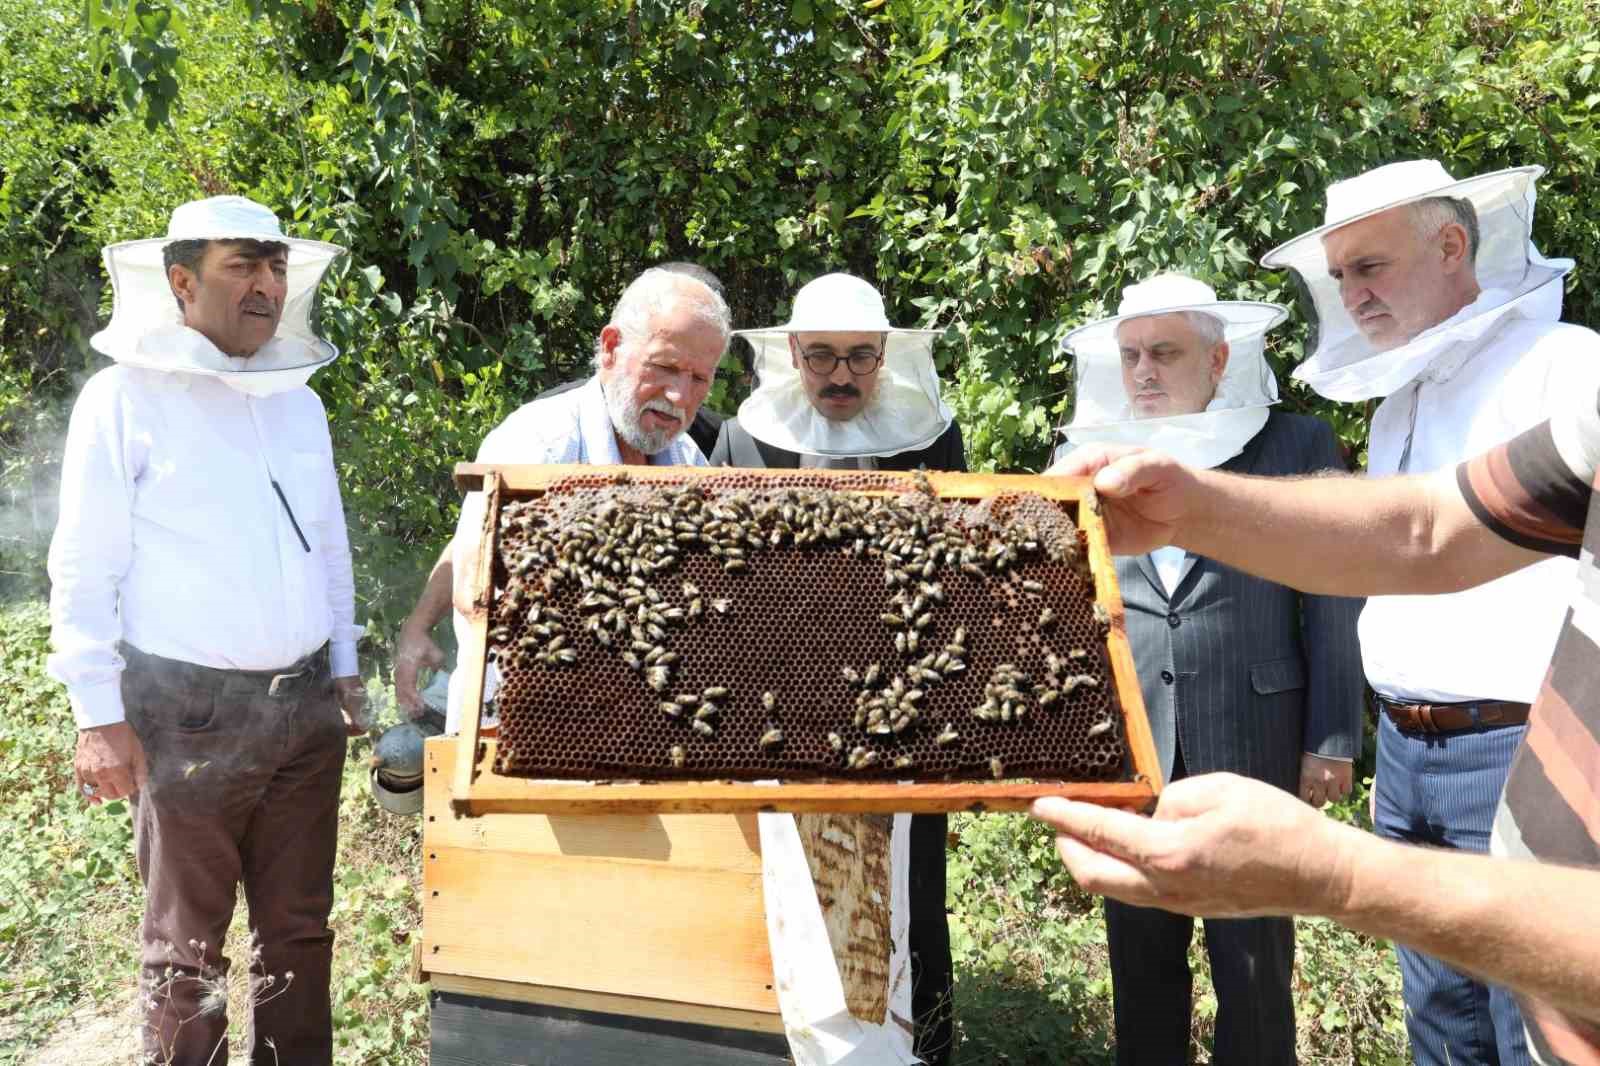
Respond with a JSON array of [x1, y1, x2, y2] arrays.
[[267, 669, 304, 697]]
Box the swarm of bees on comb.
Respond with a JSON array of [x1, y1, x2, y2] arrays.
[[483, 470, 1128, 783]]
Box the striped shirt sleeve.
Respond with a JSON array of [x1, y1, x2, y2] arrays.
[[1456, 403, 1596, 558]]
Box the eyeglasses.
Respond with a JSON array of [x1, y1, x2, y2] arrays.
[[800, 348, 884, 377]]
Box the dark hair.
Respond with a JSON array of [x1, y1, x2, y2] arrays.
[[162, 238, 289, 312]]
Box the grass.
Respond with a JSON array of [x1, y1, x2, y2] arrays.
[[0, 597, 1407, 1064]]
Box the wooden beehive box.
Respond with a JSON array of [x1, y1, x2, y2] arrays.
[[445, 464, 1161, 815]]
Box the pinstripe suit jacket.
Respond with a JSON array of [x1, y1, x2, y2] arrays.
[[1118, 411, 1365, 792]]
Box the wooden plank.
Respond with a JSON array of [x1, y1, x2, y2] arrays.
[[450, 470, 499, 806], [423, 844, 778, 1012], [426, 973, 786, 1035], [449, 754, 1155, 814], [429, 990, 790, 1066], [426, 739, 766, 864], [1080, 486, 1164, 799], [455, 460, 1092, 501]]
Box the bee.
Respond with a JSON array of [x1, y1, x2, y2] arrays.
[[1074, 674, 1101, 689], [894, 632, 909, 654], [863, 662, 881, 685], [762, 691, 777, 713], [646, 666, 671, 691], [687, 597, 704, 621], [892, 755, 916, 770], [842, 665, 862, 685], [879, 612, 906, 628], [1087, 718, 1115, 738], [660, 701, 683, 718], [907, 631, 921, 654], [758, 727, 785, 751], [1038, 607, 1057, 629], [970, 701, 1000, 722], [989, 756, 1005, 780], [622, 652, 643, 671], [645, 646, 666, 665], [936, 724, 961, 747], [702, 685, 730, 700], [952, 625, 967, 647], [912, 613, 934, 631], [592, 627, 613, 648], [960, 561, 984, 579], [1093, 602, 1111, 628], [554, 649, 577, 665], [691, 719, 716, 737], [724, 559, 749, 574], [681, 581, 700, 599], [923, 581, 946, 605], [826, 732, 844, 752], [693, 704, 718, 721], [711, 598, 732, 615], [846, 746, 881, 771], [1069, 648, 1089, 661], [1037, 689, 1061, 709], [1022, 579, 1045, 595]]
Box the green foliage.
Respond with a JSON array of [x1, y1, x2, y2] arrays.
[[9, 0, 1600, 631]]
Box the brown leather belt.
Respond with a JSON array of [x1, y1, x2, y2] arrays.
[[1379, 698, 1531, 735]]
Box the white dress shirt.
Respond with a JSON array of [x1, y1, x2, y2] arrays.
[[1361, 316, 1600, 704], [1148, 545, 1187, 597], [47, 366, 359, 728], [446, 377, 706, 727]]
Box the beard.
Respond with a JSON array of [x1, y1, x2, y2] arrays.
[[608, 388, 688, 455]]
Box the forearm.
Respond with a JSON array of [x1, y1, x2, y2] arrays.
[[1175, 467, 1520, 596], [1321, 825, 1600, 1023], [402, 542, 454, 637]]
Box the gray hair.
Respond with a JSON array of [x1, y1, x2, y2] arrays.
[[1179, 309, 1225, 348], [1410, 195, 1480, 263], [593, 267, 732, 366]]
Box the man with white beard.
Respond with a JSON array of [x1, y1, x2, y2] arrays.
[[393, 266, 729, 728]]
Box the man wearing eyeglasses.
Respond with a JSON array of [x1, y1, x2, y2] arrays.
[[710, 273, 963, 471], [711, 273, 963, 1065]]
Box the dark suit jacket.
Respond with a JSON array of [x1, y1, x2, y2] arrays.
[[1119, 411, 1364, 792], [710, 417, 966, 471], [534, 376, 724, 459]]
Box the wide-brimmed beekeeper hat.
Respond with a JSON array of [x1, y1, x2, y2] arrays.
[[733, 273, 954, 458], [1260, 160, 1572, 402], [90, 195, 346, 397], [1056, 274, 1286, 469]]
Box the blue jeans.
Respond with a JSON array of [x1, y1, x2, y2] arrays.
[[1373, 712, 1532, 1066]]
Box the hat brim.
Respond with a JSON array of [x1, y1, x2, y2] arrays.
[[1060, 301, 1287, 353], [1260, 165, 1543, 270], [104, 233, 346, 269], [734, 325, 943, 342]]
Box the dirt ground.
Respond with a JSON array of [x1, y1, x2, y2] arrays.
[[10, 995, 140, 1066]]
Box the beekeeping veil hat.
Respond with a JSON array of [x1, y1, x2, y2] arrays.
[[1261, 161, 1572, 402], [1057, 274, 1286, 469], [733, 273, 954, 457], [90, 196, 345, 397]]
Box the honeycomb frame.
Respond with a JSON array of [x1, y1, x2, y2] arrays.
[[447, 463, 1162, 815]]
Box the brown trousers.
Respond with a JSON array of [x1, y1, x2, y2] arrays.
[[122, 643, 346, 1066]]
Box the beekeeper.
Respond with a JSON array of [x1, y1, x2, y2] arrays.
[[47, 195, 365, 1065], [1054, 273, 1364, 1064], [1260, 160, 1600, 1066]]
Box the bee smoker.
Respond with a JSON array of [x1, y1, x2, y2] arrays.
[[369, 710, 444, 815]]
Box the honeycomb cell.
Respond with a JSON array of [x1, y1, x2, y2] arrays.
[[481, 472, 1128, 782]]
